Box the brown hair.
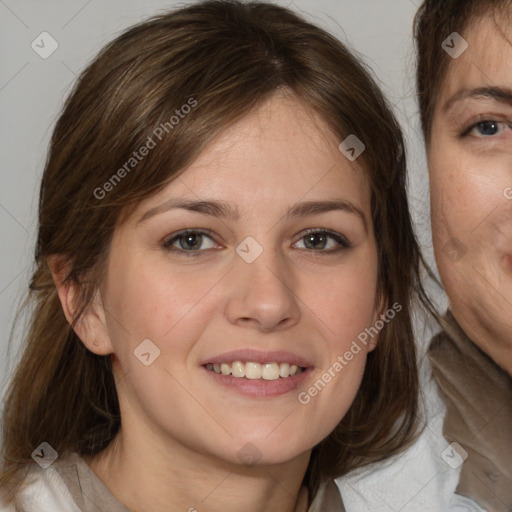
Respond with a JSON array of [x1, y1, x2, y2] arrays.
[[414, 0, 511, 142], [1, 0, 429, 504]]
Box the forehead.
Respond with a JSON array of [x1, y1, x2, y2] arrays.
[[440, 12, 512, 100], [156, 93, 370, 205]]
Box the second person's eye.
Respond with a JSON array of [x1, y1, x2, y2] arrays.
[[466, 120, 511, 137]]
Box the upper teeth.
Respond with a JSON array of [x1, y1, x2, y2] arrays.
[[205, 361, 303, 380]]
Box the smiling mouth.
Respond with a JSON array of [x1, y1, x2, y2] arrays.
[[204, 361, 306, 380]]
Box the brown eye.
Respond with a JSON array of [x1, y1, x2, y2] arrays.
[[163, 230, 218, 253], [294, 229, 351, 252], [303, 232, 329, 250]]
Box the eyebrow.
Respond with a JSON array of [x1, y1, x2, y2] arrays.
[[137, 198, 368, 231], [444, 86, 512, 113]]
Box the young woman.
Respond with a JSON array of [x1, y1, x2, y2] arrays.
[[0, 1, 429, 510], [415, 0, 512, 509]]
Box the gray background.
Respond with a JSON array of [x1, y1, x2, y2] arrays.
[[0, 0, 444, 400]]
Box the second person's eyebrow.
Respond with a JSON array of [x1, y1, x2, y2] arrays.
[[444, 86, 512, 112], [138, 198, 367, 231]]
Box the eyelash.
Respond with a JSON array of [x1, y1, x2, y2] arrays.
[[161, 228, 352, 257]]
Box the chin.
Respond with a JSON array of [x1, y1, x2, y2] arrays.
[[215, 435, 313, 468]]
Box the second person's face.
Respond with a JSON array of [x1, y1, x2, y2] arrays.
[[428, 11, 512, 373]]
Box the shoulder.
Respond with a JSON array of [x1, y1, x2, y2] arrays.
[[0, 458, 80, 512], [335, 372, 486, 512]]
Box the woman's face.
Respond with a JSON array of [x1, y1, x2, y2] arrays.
[[428, 12, 512, 373], [94, 93, 381, 467]]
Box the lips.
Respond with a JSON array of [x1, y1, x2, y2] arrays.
[[200, 349, 312, 393], [201, 349, 312, 368]]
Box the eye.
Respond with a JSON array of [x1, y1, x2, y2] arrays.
[[466, 120, 511, 137], [293, 229, 351, 252], [162, 228, 351, 256], [162, 230, 219, 254]]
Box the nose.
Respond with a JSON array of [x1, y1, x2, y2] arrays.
[[224, 246, 301, 333]]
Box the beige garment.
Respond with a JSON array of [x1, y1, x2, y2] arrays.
[[52, 452, 345, 512], [429, 312, 512, 512]]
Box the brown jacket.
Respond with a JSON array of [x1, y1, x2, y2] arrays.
[[429, 312, 512, 511]]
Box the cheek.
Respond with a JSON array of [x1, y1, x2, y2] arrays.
[[428, 141, 512, 308], [428, 148, 503, 241], [103, 262, 216, 429], [109, 253, 219, 320], [320, 292, 377, 348], [307, 258, 379, 337], [429, 148, 465, 229], [296, 330, 370, 446], [102, 256, 220, 372]]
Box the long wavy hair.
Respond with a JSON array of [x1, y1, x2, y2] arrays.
[[2, 0, 430, 504]]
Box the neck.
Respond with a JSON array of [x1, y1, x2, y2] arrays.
[[85, 426, 311, 512]]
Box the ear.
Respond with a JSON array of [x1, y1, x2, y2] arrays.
[[47, 255, 114, 356], [368, 290, 388, 352]]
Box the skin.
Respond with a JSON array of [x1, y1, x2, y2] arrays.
[[51, 91, 383, 512], [428, 12, 512, 374]]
